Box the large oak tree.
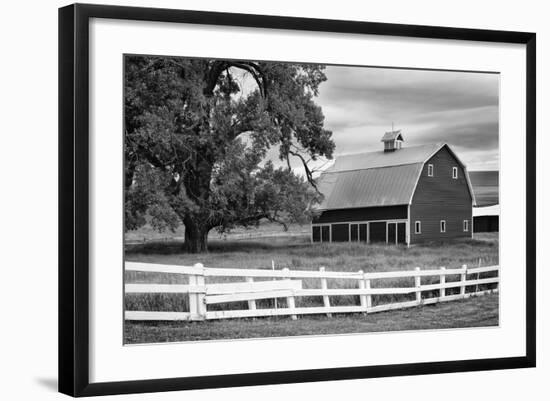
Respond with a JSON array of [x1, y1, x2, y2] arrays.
[[125, 56, 334, 252]]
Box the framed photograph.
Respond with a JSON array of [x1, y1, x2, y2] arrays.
[[58, 3, 536, 397]]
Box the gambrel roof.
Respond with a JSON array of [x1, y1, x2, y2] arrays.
[[328, 142, 440, 172], [315, 143, 474, 211]]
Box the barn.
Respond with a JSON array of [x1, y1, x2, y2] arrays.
[[473, 204, 499, 232], [311, 131, 474, 245], [469, 170, 499, 233]]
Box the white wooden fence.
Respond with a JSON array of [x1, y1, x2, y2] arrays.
[[125, 262, 499, 321]]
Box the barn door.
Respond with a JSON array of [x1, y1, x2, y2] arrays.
[[321, 226, 330, 242], [369, 222, 386, 243], [397, 222, 406, 244], [350, 224, 359, 242], [387, 223, 397, 245], [359, 224, 368, 242]]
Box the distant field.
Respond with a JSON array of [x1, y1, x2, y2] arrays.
[[469, 171, 498, 186], [124, 231, 499, 343], [125, 221, 309, 243], [472, 186, 499, 206], [469, 170, 499, 206]]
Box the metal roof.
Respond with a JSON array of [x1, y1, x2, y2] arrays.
[[326, 143, 442, 173], [314, 143, 474, 211], [316, 163, 423, 210], [473, 204, 500, 216]]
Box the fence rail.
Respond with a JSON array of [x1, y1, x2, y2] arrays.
[[125, 262, 499, 321]]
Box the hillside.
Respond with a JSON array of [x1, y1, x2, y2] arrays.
[[469, 170, 499, 206]]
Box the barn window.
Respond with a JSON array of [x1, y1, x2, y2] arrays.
[[427, 164, 434, 177], [440, 220, 446, 233], [452, 166, 458, 179], [415, 221, 421, 234], [463, 219, 469, 232]]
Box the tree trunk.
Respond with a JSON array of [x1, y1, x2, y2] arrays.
[[183, 223, 210, 253]]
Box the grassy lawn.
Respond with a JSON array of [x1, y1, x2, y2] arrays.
[[125, 231, 498, 274], [125, 293, 499, 344], [124, 229, 499, 343]]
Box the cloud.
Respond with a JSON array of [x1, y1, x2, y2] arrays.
[[263, 64, 499, 176], [317, 66, 499, 168], [321, 66, 498, 114]]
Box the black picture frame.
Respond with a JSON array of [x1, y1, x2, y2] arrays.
[[58, 3, 536, 397]]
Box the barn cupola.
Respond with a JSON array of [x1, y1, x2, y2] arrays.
[[381, 130, 404, 152]]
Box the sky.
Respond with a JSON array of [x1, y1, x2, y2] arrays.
[[261, 65, 499, 175]]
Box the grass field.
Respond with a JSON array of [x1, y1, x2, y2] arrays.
[[125, 221, 309, 243], [126, 293, 498, 343], [124, 227, 499, 343]]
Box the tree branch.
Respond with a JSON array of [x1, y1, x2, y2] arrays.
[[289, 149, 318, 192], [204, 60, 267, 98]]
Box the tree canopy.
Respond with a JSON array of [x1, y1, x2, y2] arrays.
[[124, 56, 334, 252]]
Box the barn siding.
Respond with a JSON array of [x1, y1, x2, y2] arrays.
[[313, 205, 407, 224], [410, 146, 472, 243]]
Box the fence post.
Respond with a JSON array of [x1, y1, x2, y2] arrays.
[[282, 268, 297, 320], [272, 260, 278, 310], [414, 267, 422, 305], [440, 267, 446, 298], [246, 277, 257, 311], [495, 265, 499, 293], [460, 264, 467, 297], [365, 277, 372, 309], [188, 273, 198, 318], [320, 267, 332, 317], [189, 263, 206, 320], [358, 270, 367, 313]]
